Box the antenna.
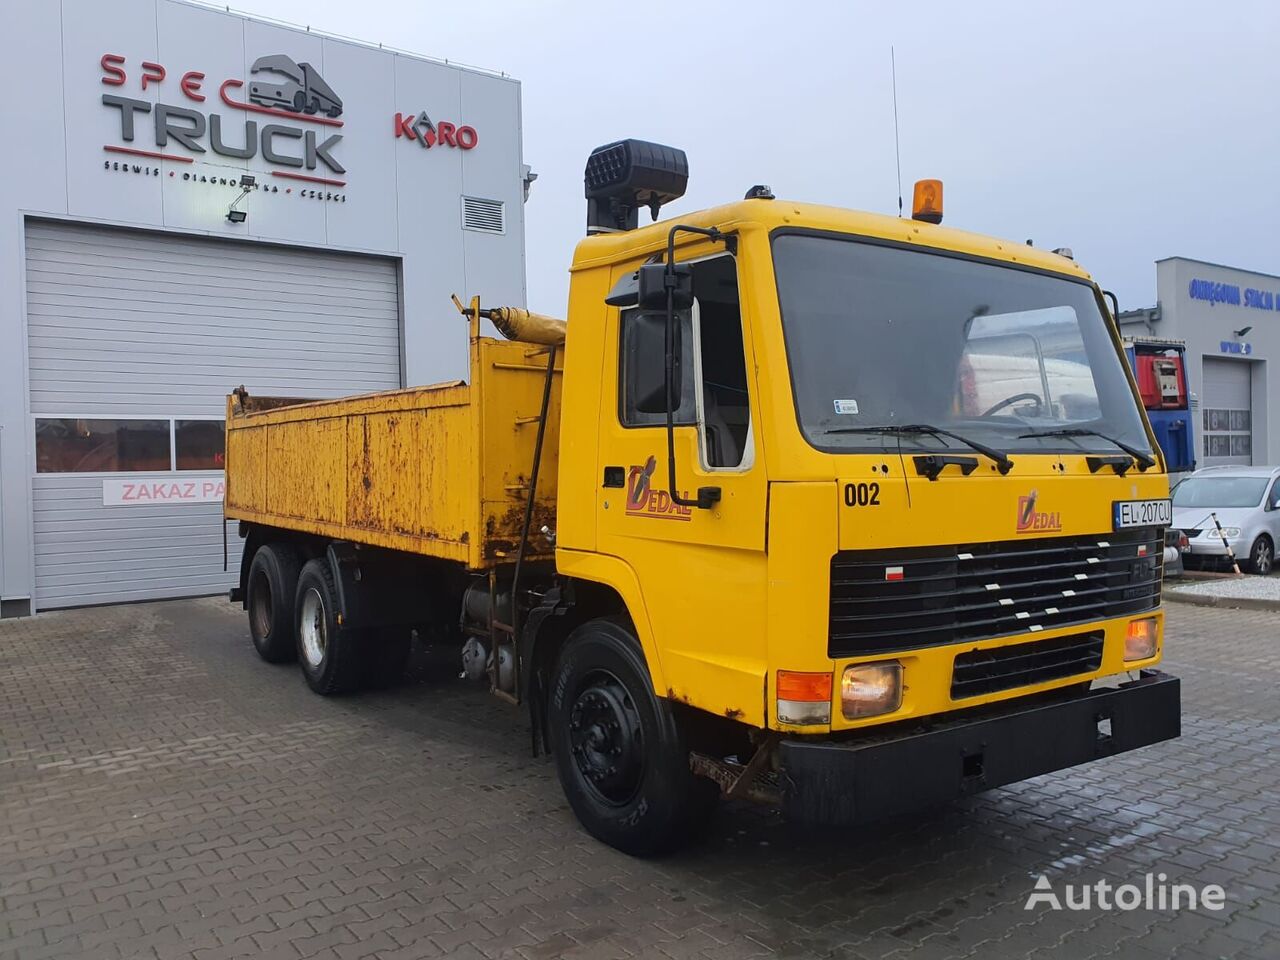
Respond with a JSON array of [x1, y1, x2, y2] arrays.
[[891, 46, 903, 217]]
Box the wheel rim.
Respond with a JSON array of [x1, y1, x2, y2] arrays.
[[249, 569, 272, 639], [568, 670, 644, 806], [299, 587, 327, 668], [1256, 541, 1273, 574]]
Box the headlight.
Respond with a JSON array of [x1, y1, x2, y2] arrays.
[[1124, 617, 1159, 661], [841, 661, 903, 719], [1217, 527, 1241, 539]]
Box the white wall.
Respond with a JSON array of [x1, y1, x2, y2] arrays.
[[0, 0, 526, 608], [1154, 259, 1275, 467]]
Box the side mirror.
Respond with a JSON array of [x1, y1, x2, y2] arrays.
[[627, 311, 682, 414], [638, 262, 693, 311]]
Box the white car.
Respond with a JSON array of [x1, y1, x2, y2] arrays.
[[1171, 466, 1280, 574]]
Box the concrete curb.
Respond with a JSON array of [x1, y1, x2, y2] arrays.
[[1165, 590, 1280, 613]]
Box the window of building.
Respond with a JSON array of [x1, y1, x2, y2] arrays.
[[175, 419, 226, 470], [35, 418, 171, 473]]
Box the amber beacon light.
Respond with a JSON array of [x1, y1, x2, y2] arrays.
[[912, 179, 944, 224]]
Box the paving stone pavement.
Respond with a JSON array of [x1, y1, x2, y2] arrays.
[[1, 598, 1278, 960]]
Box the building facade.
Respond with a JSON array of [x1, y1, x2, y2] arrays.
[[1, 0, 527, 616], [1119, 257, 1277, 470]]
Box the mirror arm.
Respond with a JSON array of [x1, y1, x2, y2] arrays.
[[662, 224, 730, 510]]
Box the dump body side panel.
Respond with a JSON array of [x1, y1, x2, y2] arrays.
[[225, 336, 560, 568], [475, 338, 563, 565]]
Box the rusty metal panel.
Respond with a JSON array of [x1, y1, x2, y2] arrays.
[[266, 417, 347, 525], [476, 338, 562, 564], [225, 336, 561, 571]]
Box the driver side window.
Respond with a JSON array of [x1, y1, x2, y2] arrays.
[[691, 257, 752, 470], [616, 256, 753, 469]]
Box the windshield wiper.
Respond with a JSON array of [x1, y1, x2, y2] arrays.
[[824, 423, 1014, 474], [1017, 428, 1156, 471]]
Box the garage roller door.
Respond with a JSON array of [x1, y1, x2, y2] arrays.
[[1200, 357, 1252, 467], [25, 220, 402, 609]]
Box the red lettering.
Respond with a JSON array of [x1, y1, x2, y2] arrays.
[[121, 482, 136, 502], [101, 53, 126, 86], [456, 125, 478, 149], [180, 70, 205, 101], [436, 121, 457, 147], [136, 484, 152, 500], [141, 61, 165, 90], [182, 482, 197, 498], [394, 112, 417, 140]]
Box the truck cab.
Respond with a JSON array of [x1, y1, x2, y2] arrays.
[[543, 141, 1179, 846]]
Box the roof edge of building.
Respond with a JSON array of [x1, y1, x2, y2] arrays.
[[176, 0, 518, 83], [1155, 255, 1280, 283]]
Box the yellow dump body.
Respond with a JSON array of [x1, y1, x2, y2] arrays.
[[225, 335, 562, 569]]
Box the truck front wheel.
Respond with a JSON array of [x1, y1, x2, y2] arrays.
[[246, 543, 300, 663], [549, 619, 717, 856], [295, 559, 363, 695]]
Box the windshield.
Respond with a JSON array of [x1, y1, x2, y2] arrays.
[[772, 234, 1152, 457], [1173, 477, 1268, 509]]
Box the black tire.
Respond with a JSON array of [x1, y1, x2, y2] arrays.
[[548, 619, 717, 856], [364, 628, 412, 688], [1248, 535, 1274, 575], [291, 90, 305, 112], [246, 544, 301, 663], [294, 559, 364, 695]]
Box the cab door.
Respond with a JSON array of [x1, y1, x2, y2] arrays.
[[595, 252, 769, 720]]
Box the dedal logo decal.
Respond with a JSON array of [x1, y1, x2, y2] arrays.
[[1016, 489, 1062, 534], [625, 456, 692, 521]]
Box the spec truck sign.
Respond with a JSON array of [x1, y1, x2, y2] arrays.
[[103, 476, 225, 506]]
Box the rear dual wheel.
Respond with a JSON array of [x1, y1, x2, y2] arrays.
[[247, 544, 301, 663], [293, 559, 411, 694], [295, 559, 364, 695], [549, 619, 718, 857]]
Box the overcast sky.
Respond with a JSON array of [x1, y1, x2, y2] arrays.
[[228, 0, 1278, 317]]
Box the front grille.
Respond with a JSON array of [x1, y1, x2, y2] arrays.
[[828, 529, 1162, 657], [951, 631, 1104, 699]]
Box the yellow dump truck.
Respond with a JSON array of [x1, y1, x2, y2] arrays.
[[226, 140, 1180, 855]]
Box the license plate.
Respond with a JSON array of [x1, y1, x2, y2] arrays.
[[1113, 498, 1172, 530]]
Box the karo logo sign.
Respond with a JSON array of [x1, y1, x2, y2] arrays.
[[394, 110, 478, 151], [1016, 489, 1062, 534], [100, 52, 348, 189], [625, 456, 692, 521]]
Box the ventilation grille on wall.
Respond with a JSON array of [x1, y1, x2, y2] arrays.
[[462, 196, 505, 234]]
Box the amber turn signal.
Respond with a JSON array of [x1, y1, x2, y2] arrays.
[[776, 670, 832, 726], [1124, 617, 1158, 661]]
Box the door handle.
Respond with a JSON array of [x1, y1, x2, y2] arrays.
[[602, 466, 625, 488]]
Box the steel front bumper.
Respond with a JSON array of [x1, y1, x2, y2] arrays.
[[777, 670, 1180, 825]]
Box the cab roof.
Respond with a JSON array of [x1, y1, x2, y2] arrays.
[[571, 198, 1092, 282]]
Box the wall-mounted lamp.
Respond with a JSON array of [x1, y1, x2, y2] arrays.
[[227, 174, 256, 224], [1234, 326, 1253, 338]]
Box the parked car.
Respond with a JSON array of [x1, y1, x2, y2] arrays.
[[1171, 465, 1280, 574], [1163, 526, 1188, 578]]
